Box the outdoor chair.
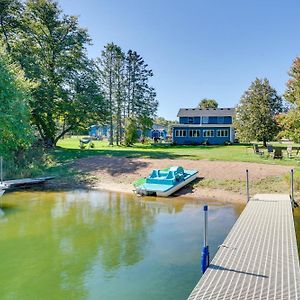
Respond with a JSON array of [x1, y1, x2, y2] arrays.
[[266, 144, 274, 156], [253, 144, 263, 155], [287, 146, 293, 158], [273, 148, 283, 159]]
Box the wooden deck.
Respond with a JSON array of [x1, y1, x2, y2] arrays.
[[188, 194, 300, 300], [3, 176, 54, 189]]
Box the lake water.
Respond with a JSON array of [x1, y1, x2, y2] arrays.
[[0, 190, 244, 300]]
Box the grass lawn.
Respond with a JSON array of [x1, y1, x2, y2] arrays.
[[54, 136, 300, 166]]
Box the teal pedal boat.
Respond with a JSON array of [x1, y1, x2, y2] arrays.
[[134, 166, 198, 197]]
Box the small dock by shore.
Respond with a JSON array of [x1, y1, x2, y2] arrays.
[[188, 194, 300, 299], [2, 176, 54, 190]]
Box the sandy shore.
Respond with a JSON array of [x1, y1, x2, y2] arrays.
[[57, 156, 293, 204]]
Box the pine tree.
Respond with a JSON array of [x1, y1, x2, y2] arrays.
[[234, 78, 282, 146], [98, 43, 124, 145], [125, 50, 158, 135]]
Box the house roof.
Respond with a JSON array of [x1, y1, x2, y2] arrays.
[[177, 108, 235, 117]]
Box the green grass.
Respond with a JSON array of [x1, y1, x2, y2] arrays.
[[54, 136, 300, 166]]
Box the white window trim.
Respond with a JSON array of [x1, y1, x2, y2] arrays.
[[203, 130, 214, 137], [175, 129, 187, 137], [217, 129, 229, 137], [189, 129, 201, 137]]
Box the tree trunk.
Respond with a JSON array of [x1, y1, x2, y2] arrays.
[[263, 138, 267, 147]]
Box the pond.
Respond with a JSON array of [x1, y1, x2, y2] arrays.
[[0, 190, 244, 300]]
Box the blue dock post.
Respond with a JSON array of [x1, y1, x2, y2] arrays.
[[201, 205, 209, 274], [291, 169, 294, 203], [246, 169, 250, 202]]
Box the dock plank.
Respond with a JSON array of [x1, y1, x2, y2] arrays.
[[3, 176, 54, 189], [188, 194, 300, 300]]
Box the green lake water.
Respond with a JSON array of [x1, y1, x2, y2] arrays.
[[0, 190, 245, 300]]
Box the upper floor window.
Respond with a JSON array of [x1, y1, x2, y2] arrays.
[[175, 129, 187, 137], [217, 117, 224, 124], [189, 129, 200, 137], [217, 129, 229, 137], [202, 116, 209, 124], [188, 117, 194, 124], [203, 130, 214, 137]]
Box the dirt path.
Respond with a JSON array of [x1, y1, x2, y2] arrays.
[[69, 156, 292, 203]]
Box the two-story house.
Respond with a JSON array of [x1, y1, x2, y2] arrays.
[[172, 108, 235, 145]]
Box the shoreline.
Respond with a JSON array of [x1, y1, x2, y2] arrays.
[[48, 179, 247, 204]]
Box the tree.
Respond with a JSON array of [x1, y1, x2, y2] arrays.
[[0, 46, 33, 161], [234, 78, 282, 146], [125, 50, 158, 124], [198, 98, 218, 109], [277, 57, 300, 142], [0, 0, 23, 53], [97, 43, 125, 145], [0, 0, 105, 147], [124, 117, 139, 146]]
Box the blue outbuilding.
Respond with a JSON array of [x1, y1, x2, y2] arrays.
[[172, 108, 235, 145]]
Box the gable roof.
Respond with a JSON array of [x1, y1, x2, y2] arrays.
[[177, 107, 235, 117]]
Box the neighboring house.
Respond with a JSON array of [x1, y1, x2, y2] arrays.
[[89, 124, 168, 140], [89, 125, 109, 139], [150, 124, 168, 140], [172, 108, 235, 145]]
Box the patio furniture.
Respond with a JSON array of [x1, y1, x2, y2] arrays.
[[253, 144, 264, 155], [273, 148, 283, 159], [266, 144, 274, 156], [287, 146, 293, 158]]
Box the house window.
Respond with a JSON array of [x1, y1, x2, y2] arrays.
[[217, 129, 229, 137], [189, 129, 200, 137], [203, 130, 214, 137], [188, 117, 194, 124], [175, 130, 187, 137], [217, 117, 224, 124], [202, 116, 209, 124]]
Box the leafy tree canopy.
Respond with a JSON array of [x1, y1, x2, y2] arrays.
[[198, 98, 218, 109], [277, 57, 300, 142], [0, 46, 33, 159], [0, 0, 106, 146], [234, 78, 282, 146]]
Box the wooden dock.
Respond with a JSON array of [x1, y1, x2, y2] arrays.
[[188, 194, 300, 299], [3, 176, 54, 189]]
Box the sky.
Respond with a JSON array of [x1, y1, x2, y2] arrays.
[[59, 0, 300, 120]]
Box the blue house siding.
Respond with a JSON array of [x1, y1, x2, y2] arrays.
[[179, 117, 201, 124], [179, 116, 232, 125], [173, 127, 231, 145]]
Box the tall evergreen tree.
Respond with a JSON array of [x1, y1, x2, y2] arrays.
[[97, 43, 124, 145], [125, 50, 158, 134], [234, 78, 282, 146]]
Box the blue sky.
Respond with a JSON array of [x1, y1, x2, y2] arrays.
[[59, 0, 300, 120]]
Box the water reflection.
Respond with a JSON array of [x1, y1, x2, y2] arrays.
[[0, 190, 243, 300]]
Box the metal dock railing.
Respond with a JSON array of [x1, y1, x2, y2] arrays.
[[188, 194, 300, 300]]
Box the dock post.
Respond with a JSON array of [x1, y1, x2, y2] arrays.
[[291, 169, 294, 204], [246, 169, 250, 202], [201, 205, 209, 274]]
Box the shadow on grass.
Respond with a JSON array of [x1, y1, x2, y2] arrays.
[[51, 146, 192, 162]]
